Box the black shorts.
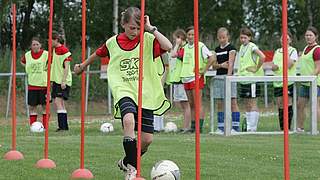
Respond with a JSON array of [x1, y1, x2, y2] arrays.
[[118, 97, 154, 134], [239, 83, 261, 98], [28, 89, 47, 106], [274, 85, 294, 97], [51, 82, 70, 100]]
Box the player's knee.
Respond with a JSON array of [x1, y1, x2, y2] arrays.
[[143, 137, 153, 146]]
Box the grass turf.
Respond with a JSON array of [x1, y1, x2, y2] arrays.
[[0, 116, 320, 180]]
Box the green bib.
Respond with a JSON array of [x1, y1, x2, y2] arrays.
[[239, 42, 262, 84], [106, 32, 171, 119], [299, 45, 320, 86], [180, 42, 207, 78], [273, 46, 297, 87], [50, 49, 72, 86], [25, 50, 48, 87]]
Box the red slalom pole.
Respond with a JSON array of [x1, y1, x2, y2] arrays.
[[135, 1, 146, 179], [281, 0, 290, 179], [36, 0, 56, 168], [4, 3, 24, 161], [71, 0, 93, 178], [194, 0, 201, 179]]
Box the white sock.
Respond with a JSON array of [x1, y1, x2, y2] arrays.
[[252, 111, 259, 131]]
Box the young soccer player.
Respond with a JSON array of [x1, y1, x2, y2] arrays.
[[270, 33, 298, 130], [51, 31, 72, 131], [21, 37, 49, 129], [238, 27, 265, 132], [74, 7, 172, 179], [173, 26, 216, 133], [170, 29, 191, 133], [297, 26, 320, 132], [212, 27, 240, 133]]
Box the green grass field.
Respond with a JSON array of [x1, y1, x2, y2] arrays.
[[0, 96, 319, 180], [0, 113, 320, 180]]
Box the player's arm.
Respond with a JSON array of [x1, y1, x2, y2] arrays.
[[74, 44, 108, 75], [227, 50, 236, 75], [254, 49, 265, 71], [145, 15, 172, 51]]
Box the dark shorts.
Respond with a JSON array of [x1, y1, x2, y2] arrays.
[[274, 85, 294, 97], [51, 82, 70, 100], [28, 89, 47, 106], [118, 97, 154, 134], [238, 83, 261, 98]]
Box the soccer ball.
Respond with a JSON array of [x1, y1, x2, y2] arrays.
[[164, 122, 177, 133], [151, 160, 180, 180], [100, 122, 114, 133], [30, 122, 44, 133]]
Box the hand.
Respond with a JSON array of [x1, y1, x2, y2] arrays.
[[199, 67, 206, 75], [74, 64, 84, 75], [246, 66, 257, 73], [61, 82, 66, 90], [220, 61, 229, 69], [175, 37, 183, 46], [144, 15, 152, 32]]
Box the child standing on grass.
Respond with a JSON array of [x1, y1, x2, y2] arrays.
[[74, 7, 171, 180], [297, 26, 320, 132], [238, 27, 265, 132], [270, 32, 298, 131], [211, 27, 240, 133], [170, 29, 191, 133], [21, 37, 49, 129], [51, 31, 72, 131], [172, 26, 216, 133]]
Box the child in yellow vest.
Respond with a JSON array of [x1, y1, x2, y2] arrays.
[[270, 33, 298, 130], [297, 26, 320, 132], [173, 26, 216, 133], [238, 27, 265, 132], [51, 31, 72, 131], [21, 37, 48, 129], [74, 7, 172, 179], [170, 29, 191, 133]]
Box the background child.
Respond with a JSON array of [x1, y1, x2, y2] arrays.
[[21, 37, 48, 129], [51, 31, 72, 131], [238, 27, 265, 132]]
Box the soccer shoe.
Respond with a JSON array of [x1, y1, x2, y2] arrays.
[[124, 164, 137, 180], [117, 159, 128, 172]]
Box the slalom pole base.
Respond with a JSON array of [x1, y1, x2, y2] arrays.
[[4, 150, 24, 160], [71, 168, 94, 179], [133, 177, 146, 180], [36, 158, 56, 169]]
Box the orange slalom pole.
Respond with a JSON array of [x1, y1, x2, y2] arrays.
[[71, 0, 93, 178], [136, 0, 146, 178], [281, 0, 290, 179], [35, 0, 56, 168], [4, 3, 24, 160], [80, 0, 86, 170], [11, 3, 17, 152], [194, 0, 201, 180]]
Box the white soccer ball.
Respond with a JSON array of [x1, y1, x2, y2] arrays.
[[151, 160, 180, 180], [164, 122, 177, 133], [30, 122, 44, 133], [100, 122, 114, 133]]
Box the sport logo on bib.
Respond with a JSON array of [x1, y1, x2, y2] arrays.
[[120, 57, 139, 82]]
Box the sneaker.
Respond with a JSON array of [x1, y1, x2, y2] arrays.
[[215, 129, 224, 135], [296, 128, 304, 133], [125, 164, 137, 180]]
